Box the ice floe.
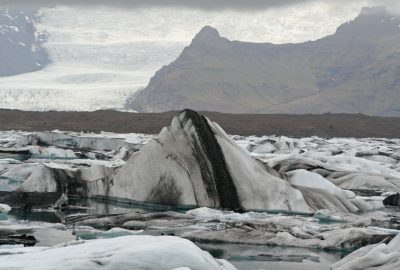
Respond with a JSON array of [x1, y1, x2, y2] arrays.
[[0, 235, 237, 270], [0, 203, 11, 213], [60, 207, 399, 251], [2, 110, 398, 215], [1, 111, 400, 269], [332, 233, 400, 270]]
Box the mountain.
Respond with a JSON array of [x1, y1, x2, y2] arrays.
[[0, 7, 49, 77], [126, 7, 400, 116]]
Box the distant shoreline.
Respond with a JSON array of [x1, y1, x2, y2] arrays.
[[1, 109, 399, 138]]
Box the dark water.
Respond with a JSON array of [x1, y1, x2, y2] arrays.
[[198, 243, 346, 270], [0, 153, 30, 161]]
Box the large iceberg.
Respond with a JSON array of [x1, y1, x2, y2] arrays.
[[0, 235, 236, 270], [111, 109, 310, 211], [15, 110, 374, 213]]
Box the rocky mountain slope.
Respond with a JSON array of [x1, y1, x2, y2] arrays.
[[127, 7, 400, 116], [0, 7, 49, 77]]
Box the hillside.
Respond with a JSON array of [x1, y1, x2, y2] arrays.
[[127, 7, 400, 116]]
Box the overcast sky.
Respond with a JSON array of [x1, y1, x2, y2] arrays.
[[0, 0, 308, 9], [0, 0, 399, 12]]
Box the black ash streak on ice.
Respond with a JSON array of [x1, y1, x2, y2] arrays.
[[180, 109, 240, 210]]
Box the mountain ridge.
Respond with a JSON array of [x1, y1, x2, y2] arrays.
[[127, 7, 400, 116]]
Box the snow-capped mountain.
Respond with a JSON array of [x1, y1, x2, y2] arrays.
[[0, 3, 370, 111], [0, 7, 48, 77]]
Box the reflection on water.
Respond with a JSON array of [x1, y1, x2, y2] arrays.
[[0, 153, 30, 161], [67, 196, 194, 215], [198, 242, 348, 270], [9, 209, 63, 223]]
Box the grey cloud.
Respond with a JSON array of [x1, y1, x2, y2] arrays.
[[0, 0, 314, 10], [1, 0, 400, 14]]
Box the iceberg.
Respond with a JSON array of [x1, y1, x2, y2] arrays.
[[287, 169, 374, 213], [0, 203, 11, 213], [111, 109, 310, 211], [73, 226, 143, 240], [15, 110, 376, 213], [0, 235, 237, 270], [332, 233, 400, 270]]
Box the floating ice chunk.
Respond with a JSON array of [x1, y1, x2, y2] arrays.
[[74, 226, 143, 240], [186, 207, 252, 221], [186, 207, 223, 218], [288, 169, 355, 199], [0, 235, 237, 270], [313, 209, 370, 225], [332, 233, 400, 270], [19, 162, 116, 197], [0, 159, 21, 165], [328, 172, 400, 192], [0, 203, 11, 220], [0, 203, 11, 213], [124, 133, 153, 145], [251, 142, 276, 154], [29, 146, 77, 159], [0, 163, 37, 189], [267, 227, 395, 250]]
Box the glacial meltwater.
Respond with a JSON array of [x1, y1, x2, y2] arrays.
[[1, 130, 400, 269], [2, 198, 348, 270]]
